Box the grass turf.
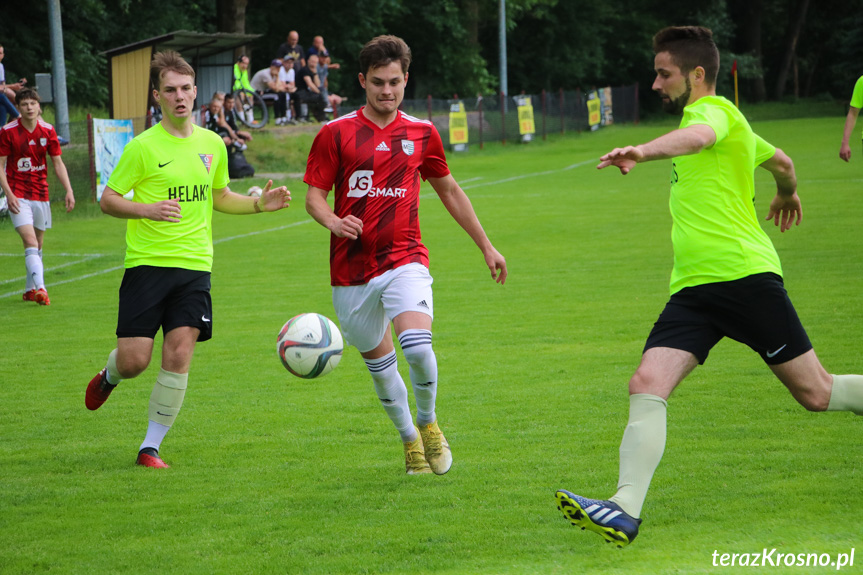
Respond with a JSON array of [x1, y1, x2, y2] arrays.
[[1, 115, 861, 574]]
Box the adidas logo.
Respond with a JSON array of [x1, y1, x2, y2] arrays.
[[302, 332, 317, 342], [416, 300, 429, 309], [375, 142, 390, 152], [584, 503, 623, 525]]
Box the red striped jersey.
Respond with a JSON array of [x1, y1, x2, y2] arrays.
[[305, 107, 450, 286], [0, 118, 61, 201]]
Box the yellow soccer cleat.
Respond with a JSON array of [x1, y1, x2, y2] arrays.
[[418, 421, 452, 475], [404, 426, 432, 475]]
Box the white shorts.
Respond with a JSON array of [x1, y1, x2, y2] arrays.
[[333, 263, 434, 353], [10, 198, 52, 231]]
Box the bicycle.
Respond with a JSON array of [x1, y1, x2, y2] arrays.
[[231, 88, 269, 129]]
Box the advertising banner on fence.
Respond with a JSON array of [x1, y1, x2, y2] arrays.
[[93, 118, 134, 201], [515, 96, 535, 142], [448, 101, 469, 151], [599, 87, 614, 126], [587, 91, 601, 131]]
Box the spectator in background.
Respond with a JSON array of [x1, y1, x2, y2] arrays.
[[251, 59, 289, 126], [232, 55, 255, 125], [278, 31, 305, 73], [0, 45, 22, 126], [277, 55, 298, 125], [223, 93, 253, 145], [307, 36, 343, 113], [296, 53, 327, 122], [203, 92, 245, 153]]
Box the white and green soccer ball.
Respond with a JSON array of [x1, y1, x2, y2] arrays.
[[277, 313, 343, 379]]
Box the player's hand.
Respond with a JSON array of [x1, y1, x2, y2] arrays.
[[765, 193, 802, 232], [6, 193, 20, 214], [65, 191, 75, 212], [147, 199, 182, 222], [260, 179, 290, 212], [484, 247, 507, 285], [597, 146, 644, 174], [840, 143, 852, 162], [330, 214, 363, 240]]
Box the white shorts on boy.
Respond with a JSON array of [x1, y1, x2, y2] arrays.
[[10, 198, 52, 230], [333, 263, 434, 353]]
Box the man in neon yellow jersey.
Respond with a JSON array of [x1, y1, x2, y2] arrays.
[[84, 51, 290, 468], [556, 26, 863, 547], [839, 75, 863, 162]]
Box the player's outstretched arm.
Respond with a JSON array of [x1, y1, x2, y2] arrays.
[[840, 106, 859, 162], [761, 148, 801, 232], [100, 187, 182, 222], [213, 180, 290, 214], [428, 174, 507, 284], [50, 155, 75, 212], [0, 156, 20, 214], [597, 125, 716, 174], [305, 185, 363, 239]]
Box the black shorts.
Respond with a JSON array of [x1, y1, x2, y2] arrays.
[[644, 273, 812, 365], [117, 266, 213, 342]]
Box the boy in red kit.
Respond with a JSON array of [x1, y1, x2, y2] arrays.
[[305, 35, 507, 475], [0, 88, 75, 305]]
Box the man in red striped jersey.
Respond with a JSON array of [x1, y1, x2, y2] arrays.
[[305, 35, 507, 475], [0, 88, 75, 305]]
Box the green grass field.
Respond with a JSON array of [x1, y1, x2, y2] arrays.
[[2, 115, 862, 574]]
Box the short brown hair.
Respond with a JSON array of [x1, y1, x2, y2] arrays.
[[15, 87, 40, 105], [150, 50, 195, 91], [653, 26, 719, 86], [359, 35, 411, 76]]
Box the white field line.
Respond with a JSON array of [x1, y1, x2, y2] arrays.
[[2, 160, 589, 299], [420, 159, 594, 199], [1, 221, 314, 299]]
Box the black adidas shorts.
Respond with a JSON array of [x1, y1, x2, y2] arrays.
[[643, 273, 812, 365], [117, 266, 213, 342]]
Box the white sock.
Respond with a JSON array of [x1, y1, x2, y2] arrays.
[[25, 247, 42, 290], [140, 421, 171, 452], [105, 348, 123, 386], [398, 329, 438, 426], [609, 394, 668, 518], [365, 351, 416, 442]]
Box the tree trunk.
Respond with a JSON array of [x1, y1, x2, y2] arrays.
[[774, 0, 810, 100], [739, 0, 767, 102], [217, 0, 248, 34]]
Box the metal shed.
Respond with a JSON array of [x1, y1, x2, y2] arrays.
[[103, 30, 261, 126]]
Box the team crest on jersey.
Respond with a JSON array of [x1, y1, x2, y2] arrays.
[[401, 140, 414, 156], [198, 153, 213, 173], [39, 138, 47, 146]]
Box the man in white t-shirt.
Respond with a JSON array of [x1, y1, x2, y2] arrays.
[[277, 55, 298, 125]]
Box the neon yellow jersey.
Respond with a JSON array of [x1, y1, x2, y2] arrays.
[[668, 95, 782, 294], [851, 76, 863, 137], [107, 123, 230, 271], [233, 63, 253, 92]]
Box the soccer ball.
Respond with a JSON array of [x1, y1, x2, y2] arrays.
[[248, 185, 262, 197], [277, 313, 343, 379]]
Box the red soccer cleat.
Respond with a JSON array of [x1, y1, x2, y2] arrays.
[[22, 289, 37, 302], [34, 288, 50, 306], [136, 448, 169, 469], [85, 369, 116, 410]]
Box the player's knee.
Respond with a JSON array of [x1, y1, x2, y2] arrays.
[[117, 353, 150, 379]]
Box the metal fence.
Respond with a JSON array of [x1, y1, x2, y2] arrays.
[[41, 84, 638, 204]]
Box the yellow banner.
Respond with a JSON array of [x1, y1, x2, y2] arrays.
[[516, 97, 535, 135], [449, 102, 469, 145], [588, 92, 601, 127]]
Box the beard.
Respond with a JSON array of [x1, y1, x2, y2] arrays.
[[661, 77, 691, 115]]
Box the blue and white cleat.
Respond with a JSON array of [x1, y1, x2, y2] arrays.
[[555, 489, 641, 547]]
